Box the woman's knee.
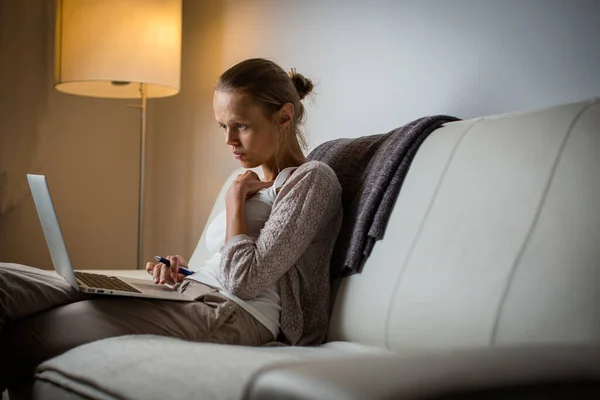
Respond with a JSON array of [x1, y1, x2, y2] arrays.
[[0, 263, 87, 330]]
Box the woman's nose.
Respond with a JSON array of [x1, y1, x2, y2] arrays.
[[225, 129, 238, 145]]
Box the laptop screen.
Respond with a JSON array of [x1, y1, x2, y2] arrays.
[[27, 174, 79, 290]]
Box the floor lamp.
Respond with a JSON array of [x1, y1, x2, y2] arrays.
[[53, 0, 182, 269]]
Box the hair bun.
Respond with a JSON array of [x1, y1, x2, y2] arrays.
[[289, 68, 314, 100]]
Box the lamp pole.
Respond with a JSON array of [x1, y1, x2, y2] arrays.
[[138, 83, 148, 270], [129, 83, 148, 269]]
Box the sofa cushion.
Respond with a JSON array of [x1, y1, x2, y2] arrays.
[[33, 335, 389, 400]]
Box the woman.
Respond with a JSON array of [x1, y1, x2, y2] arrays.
[[0, 58, 343, 391]]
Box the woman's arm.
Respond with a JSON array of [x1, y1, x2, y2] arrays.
[[218, 164, 341, 300], [225, 189, 248, 240]]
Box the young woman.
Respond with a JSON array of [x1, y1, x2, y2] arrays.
[[0, 58, 343, 391]]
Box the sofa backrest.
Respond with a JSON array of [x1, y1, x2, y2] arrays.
[[327, 99, 600, 351]]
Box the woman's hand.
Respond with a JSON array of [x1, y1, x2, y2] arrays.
[[224, 171, 273, 241], [226, 170, 273, 202], [145, 255, 189, 285]]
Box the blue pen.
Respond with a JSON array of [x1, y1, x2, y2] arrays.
[[153, 256, 194, 276]]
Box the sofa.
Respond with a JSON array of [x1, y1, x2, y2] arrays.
[[8, 98, 600, 399]]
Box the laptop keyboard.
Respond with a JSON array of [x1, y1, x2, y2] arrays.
[[75, 272, 141, 293]]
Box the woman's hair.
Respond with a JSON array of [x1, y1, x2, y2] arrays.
[[215, 58, 314, 150]]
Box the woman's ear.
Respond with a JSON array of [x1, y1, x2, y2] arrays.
[[277, 103, 294, 129]]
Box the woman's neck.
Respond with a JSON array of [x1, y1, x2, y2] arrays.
[[262, 150, 306, 181]]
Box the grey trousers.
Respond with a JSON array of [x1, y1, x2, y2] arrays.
[[0, 263, 273, 390]]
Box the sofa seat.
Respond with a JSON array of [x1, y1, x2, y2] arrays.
[[33, 335, 390, 400]]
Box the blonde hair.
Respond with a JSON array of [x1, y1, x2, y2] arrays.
[[215, 58, 314, 150]]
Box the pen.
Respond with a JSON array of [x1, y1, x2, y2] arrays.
[[153, 256, 194, 276]]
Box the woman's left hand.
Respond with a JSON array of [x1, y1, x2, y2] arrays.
[[226, 170, 273, 202]]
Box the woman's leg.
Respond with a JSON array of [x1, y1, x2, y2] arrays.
[[0, 263, 89, 332], [0, 280, 273, 390]]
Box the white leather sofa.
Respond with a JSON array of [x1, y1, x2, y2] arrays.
[[13, 98, 600, 399]]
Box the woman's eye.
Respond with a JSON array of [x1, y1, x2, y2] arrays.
[[237, 124, 247, 131], [218, 123, 227, 130]]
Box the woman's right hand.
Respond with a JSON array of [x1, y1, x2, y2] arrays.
[[145, 255, 189, 285], [227, 170, 274, 202]]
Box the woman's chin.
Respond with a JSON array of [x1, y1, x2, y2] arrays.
[[239, 158, 260, 168]]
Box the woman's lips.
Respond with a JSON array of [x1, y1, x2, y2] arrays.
[[233, 152, 245, 160]]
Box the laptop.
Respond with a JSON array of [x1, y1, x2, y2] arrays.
[[27, 174, 195, 301]]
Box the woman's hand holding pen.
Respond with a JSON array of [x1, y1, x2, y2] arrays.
[[145, 255, 189, 285]]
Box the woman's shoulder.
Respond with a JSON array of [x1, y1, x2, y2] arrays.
[[293, 160, 340, 189]]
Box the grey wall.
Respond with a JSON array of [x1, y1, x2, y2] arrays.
[[220, 0, 600, 146]]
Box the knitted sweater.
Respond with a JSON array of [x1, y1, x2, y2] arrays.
[[218, 161, 343, 345]]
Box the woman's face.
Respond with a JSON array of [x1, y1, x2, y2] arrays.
[[213, 90, 281, 169]]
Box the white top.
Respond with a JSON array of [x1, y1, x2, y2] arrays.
[[188, 167, 297, 339]]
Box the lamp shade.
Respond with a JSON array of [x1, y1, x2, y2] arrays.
[[55, 0, 182, 99]]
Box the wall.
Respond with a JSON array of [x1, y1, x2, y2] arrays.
[[218, 0, 600, 147], [2, 0, 600, 270]]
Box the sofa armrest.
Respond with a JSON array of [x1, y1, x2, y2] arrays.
[[245, 345, 600, 400]]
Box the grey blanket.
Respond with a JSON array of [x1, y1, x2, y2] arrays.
[[308, 115, 460, 276]]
